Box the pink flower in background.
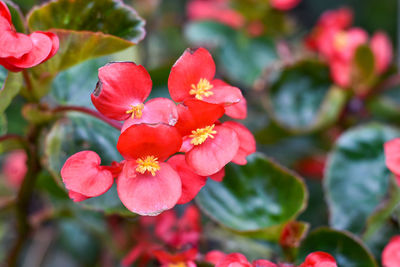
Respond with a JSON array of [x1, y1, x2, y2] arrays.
[[2, 150, 27, 189], [382, 236, 400, 267], [270, 0, 301, 11], [384, 138, 400, 186], [370, 32, 393, 74]]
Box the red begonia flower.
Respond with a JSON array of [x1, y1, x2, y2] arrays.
[[187, 0, 244, 29], [168, 154, 207, 204], [382, 235, 400, 267], [299, 252, 337, 267], [213, 79, 248, 119], [252, 260, 278, 267], [155, 205, 201, 248], [371, 31, 392, 74], [270, 0, 301, 11], [168, 48, 242, 105], [116, 124, 182, 215], [61, 150, 114, 197], [384, 138, 400, 177], [2, 150, 27, 189], [222, 121, 256, 165], [205, 250, 227, 265], [216, 253, 253, 267], [153, 248, 198, 267], [121, 97, 178, 132], [325, 28, 368, 62]]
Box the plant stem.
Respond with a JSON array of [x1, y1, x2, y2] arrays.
[[7, 125, 42, 267], [22, 70, 33, 92], [52, 106, 122, 130]]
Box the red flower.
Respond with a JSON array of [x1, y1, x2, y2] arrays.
[[382, 236, 400, 267], [175, 99, 240, 176], [61, 150, 115, 198], [91, 62, 178, 123], [299, 252, 337, 267], [2, 150, 27, 189], [155, 205, 202, 248], [187, 0, 244, 29], [270, 0, 301, 11], [168, 48, 244, 118], [0, 1, 59, 71], [153, 248, 198, 267], [116, 123, 183, 215], [384, 138, 400, 186], [371, 32, 392, 74], [211, 252, 278, 267]]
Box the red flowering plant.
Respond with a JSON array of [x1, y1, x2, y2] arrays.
[[1, 0, 400, 266]]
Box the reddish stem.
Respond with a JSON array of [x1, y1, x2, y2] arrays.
[[52, 106, 122, 130]]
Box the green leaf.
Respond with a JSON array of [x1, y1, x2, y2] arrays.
[[266, 61, 347, 133], [367, 84, 400, 122], [0, 67, 23, 115], [0, 114, 6, 135], [185, 21, 278, 87], [44, 112, 129, 215], [353, 45, 376, 85], [5, 0, 25, 33], [196, 153, 307, 235], [27, 0, 145, 73], [325, 123, 400, 234], [298, 228, 378, 267]]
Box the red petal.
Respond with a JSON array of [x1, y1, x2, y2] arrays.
[[330, 59, 351, 88], [209, 167, 225, 182], [175, 99, 225, 136], [153, 248, 198, 264], [382, 235, 400, 267], [270, 0, 301, 10], [117, 161, 182, 215], [205, 82, 243, 106], [168, 47, 216, 102], [216, 253, 252, 267], [223, 121, 256, 165], [186, 125, 239, 176], [0, 17, 32, 58], [252, 259, 278, 267], [371, 31, 392, 74], [40, 31, 59, 62], [384, 138, 400, 175], [225, 94, 247, 119], [91, 62, 152, 121], [0, 1, 11, 24], [121, 98, 178, 132], [61, 151, 114, 197], [205, 250, 227, 265], [68, 190, 90, 202], [168, 155, 207, 204], [117, 124, 182, 161], [5, 31, 53, 68], [299, 252, 337, 267]]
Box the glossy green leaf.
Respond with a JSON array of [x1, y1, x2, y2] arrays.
[[367, 85, 400, 122], [185, 21, 278, 87], [298, 228, 378, 267], [353, 45, 375, 84], [196, 153, 307, 233], [325, 123, 400, 234], [266, 61, 347, 133], [5, 0, 25, 33], [44, 112, 129, 215], [0, 67, 23, 115], [27, 0, 145, 73]]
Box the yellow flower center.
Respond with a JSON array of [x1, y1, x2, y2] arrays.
[[334, 31, 348, 50], [168, 263, 187, 267], [189, 124, 217, 145], [136, 156, 160, 176], [190, 78, 214, 100], [126, 103, 144, 119]]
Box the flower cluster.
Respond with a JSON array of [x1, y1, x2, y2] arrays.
[[0, 1, 59, 71], [384, 138, 400, 187], [305, 7, 392, 89], [205, 251, 337, 267], [60, 47, 255, 216]]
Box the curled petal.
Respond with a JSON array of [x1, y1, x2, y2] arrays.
[[168, 47, 216, 102], [216, 253, 252, 267], [68, 190, 90, 202], [168, 154, 207, 204], [186, 125, 239, 176], [299, 252, 337, 267], [371, 31, 392, 73], [0, 1, 11, 24], [61, 151, 114, 197], [0, 17, 32, 59], [121, 98, 178, 132], [40, 31, 59, 62], [117, 161, 182, 216], [223, 121, 256, 165], [225, 95, 247, 119], [117, 123, 182, 161], [91, 62, 152, 121]]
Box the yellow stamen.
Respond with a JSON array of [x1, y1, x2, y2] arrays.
[[126, 103, 144, 119], [168, 263, 187, 267], [189, 124, 217, 145], [334, 31, 348, 50], [190, 78, 214, 100], [136, 156, 160, 176]]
